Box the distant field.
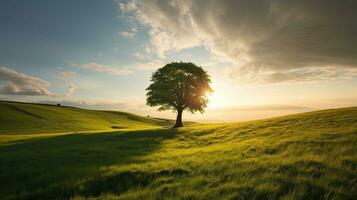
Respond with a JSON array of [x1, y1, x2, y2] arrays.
[[0, 102, 356, 199]]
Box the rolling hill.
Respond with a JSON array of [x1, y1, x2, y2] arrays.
[[0, 102, 356, 199], [0, 101, 165, 135]]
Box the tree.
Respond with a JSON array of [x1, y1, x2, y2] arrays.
[[146, 62, 212, 127]]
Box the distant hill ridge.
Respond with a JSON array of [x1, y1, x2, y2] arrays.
[[0, 101, 165, 134]]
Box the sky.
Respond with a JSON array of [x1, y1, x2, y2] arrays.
[[1, 0, 357, 122]]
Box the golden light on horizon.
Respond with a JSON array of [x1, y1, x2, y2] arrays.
[[207, 91, 224, 109]]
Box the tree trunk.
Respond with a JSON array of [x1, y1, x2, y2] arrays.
[[173, 109, 183, 128]]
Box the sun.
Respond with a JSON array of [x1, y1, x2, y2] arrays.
[[204, 90, 211, 98], [206, 91, 222, 109]]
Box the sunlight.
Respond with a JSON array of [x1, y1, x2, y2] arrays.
[[204, 91, 212, 98], [207, 91, 225, 109]]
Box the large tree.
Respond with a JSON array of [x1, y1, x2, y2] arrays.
[[146, 62, 212, 127]]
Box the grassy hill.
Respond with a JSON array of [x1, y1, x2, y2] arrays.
[[0, 101, 165, 135], [0, 102, 356, 199]]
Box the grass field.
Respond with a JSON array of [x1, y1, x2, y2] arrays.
[[0, 101, 356, 199]]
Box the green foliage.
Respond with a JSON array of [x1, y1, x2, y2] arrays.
[[146, 62, 212, 127], [0, 103, 356, 199]]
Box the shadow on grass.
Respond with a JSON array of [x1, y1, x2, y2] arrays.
[[82, 168, 188, 197], [0, 128, 178, 199]]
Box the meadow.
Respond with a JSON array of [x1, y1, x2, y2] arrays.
[[0, 101, 356, 199]]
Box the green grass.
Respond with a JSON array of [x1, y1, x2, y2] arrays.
[[0, 101, 165, 135], [0, 101, 356, 199]]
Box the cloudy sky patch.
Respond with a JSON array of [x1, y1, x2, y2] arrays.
[[0, 67, 52, 96]]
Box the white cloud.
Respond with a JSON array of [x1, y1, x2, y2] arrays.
[[72, 60, 164, 75], [0, 67, 52, 96], [133, 52, 145, 60], [120, 27, 137, 38], [65, 83, 77, 98], [72, 63, 133, 75], [232, 66, 357, 84], [119, 0, 201, 58], [121, 0, 357, 83], [132, 60, 163, 71], [120, 31, 135, 38], [57, 70, 76, 79]]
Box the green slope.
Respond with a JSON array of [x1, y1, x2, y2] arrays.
[[0, 103, 356, 199], [0, 101, 164, 134]]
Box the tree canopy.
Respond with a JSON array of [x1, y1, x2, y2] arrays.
[[146, 62, 212, 127]]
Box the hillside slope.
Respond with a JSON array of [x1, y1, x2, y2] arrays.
[[0, 101, 164, 134], [0, 104, 356, 199]]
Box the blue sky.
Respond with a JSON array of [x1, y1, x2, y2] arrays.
[[1, 0, 357, 122], [0, 0, 148, 98]]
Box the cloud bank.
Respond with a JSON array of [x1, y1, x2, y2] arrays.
[[0, 67, 52, 96], [121, 0, 357, 83]]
